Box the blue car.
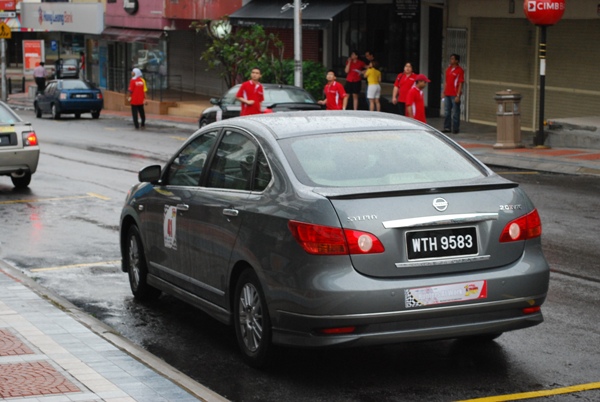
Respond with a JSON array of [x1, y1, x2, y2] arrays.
[[34, 79, 103, 120]]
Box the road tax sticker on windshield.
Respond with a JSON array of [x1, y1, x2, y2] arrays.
[[163, 205, 177, 250], [405, 280, 487, 308]]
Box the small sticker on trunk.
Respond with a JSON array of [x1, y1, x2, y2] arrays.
[[405, 280, 487, 308]]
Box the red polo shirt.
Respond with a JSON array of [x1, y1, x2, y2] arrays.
[[237, 80, 264, 116], [444, 65, 465, 97], [394, 73, 416, 103], [406, 86, 426, 123], [323, 81, 347, 110]]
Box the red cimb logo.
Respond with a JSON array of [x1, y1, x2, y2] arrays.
[[523, 0, 565, 26]]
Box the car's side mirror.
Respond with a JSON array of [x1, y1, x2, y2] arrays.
[[210, 98, 220, 105], [138, 165, 162, 183]]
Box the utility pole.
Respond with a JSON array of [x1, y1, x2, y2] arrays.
[[293, 0, 303, 88]]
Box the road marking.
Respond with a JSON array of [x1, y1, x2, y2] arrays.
[[457, 381, 600, 402], [31, 260, 121, 272], [0, 192, 110, 205], [170, 136, 188, 141]]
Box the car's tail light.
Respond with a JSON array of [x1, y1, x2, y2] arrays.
[[318, 326, 356, 335], [523, 306, 541, 315], [499, 209, 542, 242], [288, 220, 384, 255], [59, 93, 67, 100], [22, 132, 38, 146], [96, 93, 103, 99]]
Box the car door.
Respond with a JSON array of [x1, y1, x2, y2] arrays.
[[175, 129, 263, 306], [139, 129, 220, 293], [37, 82, 57, 113]]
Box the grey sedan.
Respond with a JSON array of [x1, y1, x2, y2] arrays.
[[119, 111, 550, 367]]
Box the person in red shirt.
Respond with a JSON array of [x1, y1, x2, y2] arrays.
[[344, 51, 366, 111], [391, 62, 416, 116], [318, 70, 348, 111], [405, 74, 430, 124], [442, 54, 465, 133], [128, 68, 147, 130], [236, 67, 264, 116]]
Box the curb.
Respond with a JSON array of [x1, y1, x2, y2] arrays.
[[0, 259, 229, 402]]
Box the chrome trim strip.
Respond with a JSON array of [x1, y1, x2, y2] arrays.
[[395, 255, 491, 268], [149, 261, 225, 296], [279, 295, 546, 320], [383, 212, 498, 229]]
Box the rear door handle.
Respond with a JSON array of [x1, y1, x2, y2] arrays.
[[176, 204, 189, 212], [223, 208, 239, 217]]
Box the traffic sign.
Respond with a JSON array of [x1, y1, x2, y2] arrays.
[[0, 22, 11, 39]]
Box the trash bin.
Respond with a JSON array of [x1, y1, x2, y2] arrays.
[[494, 90, 523, 149]]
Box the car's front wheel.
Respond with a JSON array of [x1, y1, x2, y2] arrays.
[[124, 225, 161, 301], [234, 269, 273, 368], [34, 104, 42, 118], [91, 111, 100, 119], [11, 172, 32, 189], [51, 104, 61, 120]]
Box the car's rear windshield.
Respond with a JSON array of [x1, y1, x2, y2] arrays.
[[0, 105, 22, 124], [62, 80, 91, 90], [280, 131, 485, 187]]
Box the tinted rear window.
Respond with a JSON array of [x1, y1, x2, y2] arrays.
[[62, 80, 91, 90], [281, 131, 485, 187], [0, 105, 22, 124]]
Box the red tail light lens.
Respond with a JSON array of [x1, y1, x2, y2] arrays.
[[523, 306, 541, 315], [318, 326, 356, 335], [499, 209, 542, 242], [288, 220, 385, 255], [23, 132, 38, 146], [97, 92, 103, 99]]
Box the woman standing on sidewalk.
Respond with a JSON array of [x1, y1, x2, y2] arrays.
[[128, 68, 147, 130]]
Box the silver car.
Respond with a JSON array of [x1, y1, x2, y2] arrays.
[[0, 101, 40, 188], [120, 111, 550, 367]]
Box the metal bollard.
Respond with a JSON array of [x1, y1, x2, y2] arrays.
[[22, 77, 25, 93], [7, 78, 11, 94], [494, 90, 523, 149]]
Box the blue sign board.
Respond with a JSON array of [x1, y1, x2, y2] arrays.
[[51, 40, 57, 51]]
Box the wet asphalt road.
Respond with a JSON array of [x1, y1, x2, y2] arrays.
[[1, 112, 599, 401]]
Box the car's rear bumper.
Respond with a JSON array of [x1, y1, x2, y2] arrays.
[[59, 100, 103, 112], [0, 148, 40, 174]]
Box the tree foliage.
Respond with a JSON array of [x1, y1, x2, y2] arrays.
[[191, 19, 285, 88]]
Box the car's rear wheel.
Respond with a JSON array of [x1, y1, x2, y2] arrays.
[[34, 104, 42, 118], [51, 104, 61, 120], [11, 172, 32, 189], [233, 269, 273, 368], [91, 111, 100, 119], [125, 225, 161, 301], [199, 118, 208, 128]]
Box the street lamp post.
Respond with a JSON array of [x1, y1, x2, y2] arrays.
[[523, 0, 565, 148]]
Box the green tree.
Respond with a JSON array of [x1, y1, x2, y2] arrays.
[[190, 19, 284, 88]]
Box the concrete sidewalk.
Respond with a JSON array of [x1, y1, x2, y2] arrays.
[[0, 261, 228, 402]]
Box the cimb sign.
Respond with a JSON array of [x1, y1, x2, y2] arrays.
[[524, 0, 565, 26]]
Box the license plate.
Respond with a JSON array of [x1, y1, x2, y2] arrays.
[[74, 94, 90, 98], [406, 227, 478, 260]]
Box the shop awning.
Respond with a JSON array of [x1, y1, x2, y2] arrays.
[[229, 0, 351, 30], [102, 28, 165, 44]]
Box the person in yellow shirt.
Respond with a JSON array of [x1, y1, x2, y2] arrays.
[[364, 61, 382, 111]]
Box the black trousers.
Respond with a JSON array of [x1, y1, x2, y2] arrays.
[[131, 105, 146, 128], [35, 77, 46, 94]]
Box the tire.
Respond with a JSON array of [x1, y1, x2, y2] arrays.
[[11, 172, 31, 189], [51, 104, 61, 120], [91, 111, 100, 119], [124, 225, 161, 301], [199, 118, 208, 128], [233, 269, 273, 368], [75, 113, 81, 119], [35, 104, 42, 118]]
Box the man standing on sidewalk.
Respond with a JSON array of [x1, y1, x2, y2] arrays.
[[442, 54, 464, 134], [33, 62, 46, 94]]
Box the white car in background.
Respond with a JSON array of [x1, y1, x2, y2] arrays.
[[0, 101, 40, 188]]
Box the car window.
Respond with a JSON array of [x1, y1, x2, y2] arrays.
[[62, 80, 90, 90], [0, 105, 22, 124], [207, 130, 268, 191], [281, 131, 485, 187], [44, 82, 56, 95], [166, 130, 219, 186], [221, 86, 240, 106], [264, 88, 316, 104]]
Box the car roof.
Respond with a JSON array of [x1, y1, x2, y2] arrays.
[[207, 111, 431, 140], [230, 83, 312, 92]]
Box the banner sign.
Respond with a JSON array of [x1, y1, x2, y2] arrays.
[[21, 3, 103, 34], [22, 40, 45, 76]]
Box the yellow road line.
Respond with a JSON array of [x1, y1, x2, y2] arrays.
[[0, 192, 110, 205], [31, 260, 121, 272], [170, 136, 189, 141], [457, 381, 600, 402]]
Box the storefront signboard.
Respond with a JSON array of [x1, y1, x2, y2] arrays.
[[21, 3, 104, 34], [22, 40, 44, 75]]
